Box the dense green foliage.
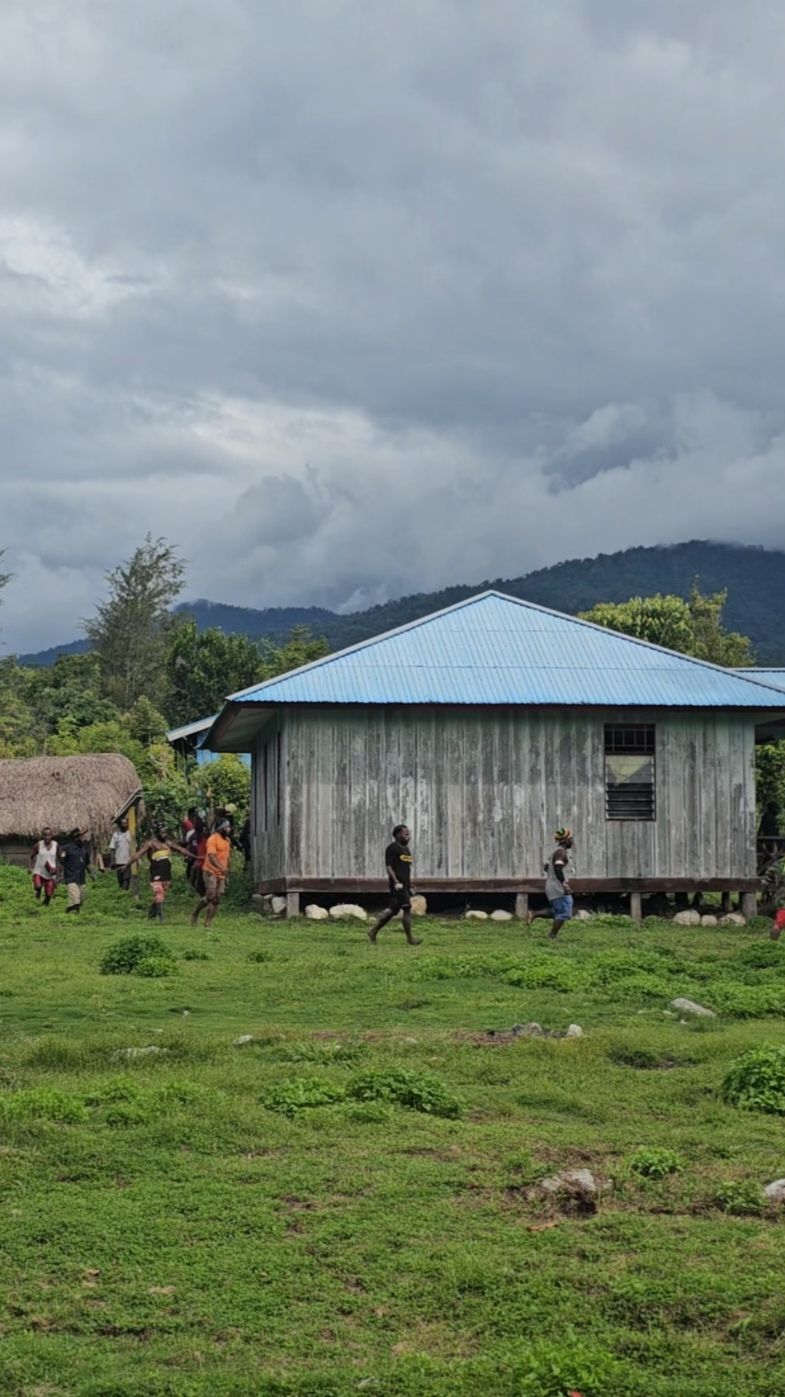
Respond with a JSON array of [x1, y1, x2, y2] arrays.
[[167, 619, 329, 725], [0, 865, 784, 1392], [579, 587, 754, 665]]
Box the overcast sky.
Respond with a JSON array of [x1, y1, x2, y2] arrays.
[[2, 0, 785, 652]]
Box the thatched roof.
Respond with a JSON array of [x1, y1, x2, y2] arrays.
[[0, 753, 142, 842]]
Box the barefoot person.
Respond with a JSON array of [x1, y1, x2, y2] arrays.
[[130, 829, 193, 921], [60, 829, 91, 914], [30, 827, 58, 906], [368, 824, 422, 946], [544, 827, 575, 939], [109, 817, 133, 891], [190, 820, 232, 929]]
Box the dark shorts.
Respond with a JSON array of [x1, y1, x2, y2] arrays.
[[389, 888, 412, 913], [116, 865, 132, 891], [549, 894, 573, 922]]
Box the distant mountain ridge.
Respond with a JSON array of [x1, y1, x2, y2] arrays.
[[19, 540, 785, 667]]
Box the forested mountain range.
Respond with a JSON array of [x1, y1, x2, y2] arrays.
[[21, 541, 785, 667]]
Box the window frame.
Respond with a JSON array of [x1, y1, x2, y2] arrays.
[[604, 724, 656, 822]]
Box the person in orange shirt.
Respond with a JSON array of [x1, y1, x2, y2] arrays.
[[190, 820, 232, 929]]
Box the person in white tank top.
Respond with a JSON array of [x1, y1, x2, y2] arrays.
[[30, 827, 59, 906]]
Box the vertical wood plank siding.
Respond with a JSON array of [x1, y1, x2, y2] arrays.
[[256, 706, 757, 883]]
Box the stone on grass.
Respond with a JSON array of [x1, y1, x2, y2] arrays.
[[574, 909, 592, 921], [270, 896, 287, 917], [763, 1179, 785, 1203], [720, 913, 746, 927], [233, 1035, 255, 1047], [305, 904, 329, 921], [466, 910, 489, 921], [329, 903, 368, 921], [565, 1024, 584, 1038], [701, 915, 719, 927], [670, 997, 716, 1018], [538, 1168, 603, 1196], [410, 894, 428, 917], [511, 1022, 544, 1037], [490, 909, 513, 922], [673, 910, 701, 927]]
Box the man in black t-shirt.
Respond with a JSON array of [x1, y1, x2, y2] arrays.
[[368, 824, 422, 946]]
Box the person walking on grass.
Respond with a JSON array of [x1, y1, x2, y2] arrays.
[[191, 820, 232, 929], [368, 824, 422, 946], [30, 827, 58, 906], [130, 828, 193, 922], [109, 816, 133, 892], [60, 829, 91, 914], [542, 826, 575, 939]]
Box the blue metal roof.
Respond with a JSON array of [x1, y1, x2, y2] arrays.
[[744, 669, 785, 692], [221, 592, 785, 710]]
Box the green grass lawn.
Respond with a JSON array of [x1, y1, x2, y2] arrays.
[[1, 865, 785, 1396]]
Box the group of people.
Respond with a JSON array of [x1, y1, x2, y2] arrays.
[[29, 805, 244, 929]]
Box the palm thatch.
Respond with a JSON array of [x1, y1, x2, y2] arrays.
[[0, 753, 142, 844]]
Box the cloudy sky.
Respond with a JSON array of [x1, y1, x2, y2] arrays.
[[2, 0, 785, 652]]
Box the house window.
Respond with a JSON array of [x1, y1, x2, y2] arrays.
[[605, 725, 656, 821]]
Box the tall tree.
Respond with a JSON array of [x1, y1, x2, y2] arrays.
[[84, 536, 185, 710], [166, 621, 330, 725], [579, 587, 755, 666]]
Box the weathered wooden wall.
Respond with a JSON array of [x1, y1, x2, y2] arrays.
[[250, 713, 285, 881], [254, 706, 757, 883]]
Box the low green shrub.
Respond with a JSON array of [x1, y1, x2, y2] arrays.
[[261, 1077, 346, 1117], [629, 1146, 683, 1179], [346, 1068, 462, 1119], [708, 983, 785, 1018], [505, 957, 583, 992], [100, 935, 174, 976], [136, 955, 177, 978], [713, 1179, 765, 1216], [182, 948, 211, 961], [276, 1040, 363, 1065], [0, 1087, 88, 1124], [722, 1045, 785, 1114]]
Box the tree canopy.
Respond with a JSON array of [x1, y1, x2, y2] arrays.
[[579, 587, 755, 667], [84, 536, 185, 710]]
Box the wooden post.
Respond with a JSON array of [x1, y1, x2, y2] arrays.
[[514, 893, 529, 922], [740, 891, 757, 922], [630, 892, 642, 924], [285, 891, 301, 919], [720, 891, 732, 916]]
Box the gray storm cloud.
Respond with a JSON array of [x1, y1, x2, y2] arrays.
[[1, 0, 785, 650]]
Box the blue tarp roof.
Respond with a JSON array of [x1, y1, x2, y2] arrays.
[[219, 591, 785, 711]]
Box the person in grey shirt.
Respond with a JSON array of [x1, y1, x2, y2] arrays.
[[543, 827, 574, 939], [109, 817, 133, 891]]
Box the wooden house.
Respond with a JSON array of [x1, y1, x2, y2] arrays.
[[205, 592, 785, 918]]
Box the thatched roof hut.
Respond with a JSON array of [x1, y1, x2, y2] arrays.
[[0, 753, 142, 865]]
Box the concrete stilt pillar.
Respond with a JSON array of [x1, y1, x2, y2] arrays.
[[630, 892, 642, 924], [740, 891, 757, 922], [285, 892, 301, 919], [515, 893, 529, 921]]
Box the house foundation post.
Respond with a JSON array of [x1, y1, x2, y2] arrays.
[[514, 893, 529, 922], [630, 892, 642, 924], [285, 892, 301, 919], [740, 891, 757, 922], [720, 891, 732, 916]]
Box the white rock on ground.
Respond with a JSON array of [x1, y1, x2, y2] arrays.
[[539, 1168, 600, 1196], [701, 915, 719, 927], [270, 896, 287, 916], [305, 904, 329, 920], [410, 894, 428, 917], [673, 910, 702, 926], [574, 909, 592, 921], [465, 910, 489, 921], [565, 1024, 584, 1038], [720, 913, 747, 927], [233, 1035, 255, 1047], [329, 903, 368, 921], [763, 1179, 785, 1203], [490, 909, 513, 921], [670, 997, 717, 1018]]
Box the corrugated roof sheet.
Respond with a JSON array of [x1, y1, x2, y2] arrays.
[[744, 669, 785, 692], [224, 592, 785, 710]]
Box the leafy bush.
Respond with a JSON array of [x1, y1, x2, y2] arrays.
[[733, 941, 784, 970], [247, 950, 272, 964], [100, 935, 174, 977], [629, 1146, 683, 1179], [722, 1045, 785, 1114], [182, 948, 211, 961], [493, 1334, 619, 1397], [588, 950, 666, 985], [136, 955, 177, 979], [346, 1068, 462, 1119], [713, 1179, 764, 1216], [708, 983, 785, 1018], [84, 1077, 144, 1107], [0, 1088, 88, 1124], [505, 958, 583, 992], [607, 972, 673, 1001], [261, 1077, 346, 1117], [276, 1040, 363, 1065]]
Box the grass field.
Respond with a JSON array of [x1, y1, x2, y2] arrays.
[[1, 865, 785, 1396]]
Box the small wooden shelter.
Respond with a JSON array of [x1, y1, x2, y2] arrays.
[[205, 592, 785, 918], [0, 753, 142, 867]]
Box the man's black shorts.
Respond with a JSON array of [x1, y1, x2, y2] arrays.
[[389, 889, 411, 913]]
